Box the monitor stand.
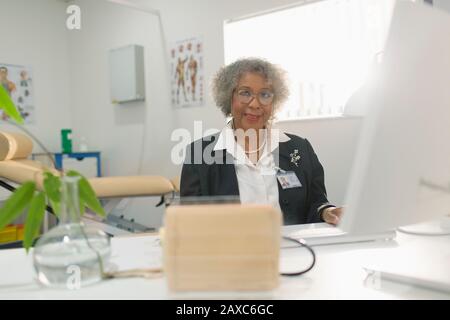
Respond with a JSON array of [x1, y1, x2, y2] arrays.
[[397, 216, 450, 236]]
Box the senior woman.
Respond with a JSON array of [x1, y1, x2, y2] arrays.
[[180, 58, 342, 225]]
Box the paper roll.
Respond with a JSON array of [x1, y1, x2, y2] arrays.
[[0, 132, 33, 160]]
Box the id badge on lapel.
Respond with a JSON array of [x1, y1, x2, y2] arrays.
[[276, 168, 302, 190]]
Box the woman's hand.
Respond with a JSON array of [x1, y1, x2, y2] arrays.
[[322, 207, 344, 225]]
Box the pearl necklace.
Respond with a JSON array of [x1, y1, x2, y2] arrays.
[[231, 118, 268, 154], [244, 133, 267, 154]]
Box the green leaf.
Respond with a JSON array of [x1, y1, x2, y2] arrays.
[[23, 192, 46, 253], [79, 197, 85, 216], [0, 182, 35, 230], [49, 199, 60, 218], [43, 172, 61, 201], [66, 171, 105, 217], [43, 172, 61, 216], [0, 84, 24, 124]]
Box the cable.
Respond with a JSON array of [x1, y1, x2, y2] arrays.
[[0, 180, 55, 215], [280, 236, 316, 276]]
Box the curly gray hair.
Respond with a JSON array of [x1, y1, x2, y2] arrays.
[[212, 58, 289, 116]]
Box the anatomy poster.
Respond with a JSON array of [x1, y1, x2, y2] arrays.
[[170, 37, 204, 108], [0, 63, 35, 124]]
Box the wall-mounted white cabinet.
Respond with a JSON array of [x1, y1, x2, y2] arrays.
[[109, 44, 145, 104]]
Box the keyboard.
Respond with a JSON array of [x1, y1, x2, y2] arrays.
[[282, 223, 396, 247], [288, 226, 346, 238]]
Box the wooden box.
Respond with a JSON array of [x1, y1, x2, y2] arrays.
[[162, 204, 281, 291]]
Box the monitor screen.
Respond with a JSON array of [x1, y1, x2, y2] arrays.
[[340, 1, 450, 234]]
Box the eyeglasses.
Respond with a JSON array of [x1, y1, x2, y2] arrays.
[[235, 88, 274, 106]]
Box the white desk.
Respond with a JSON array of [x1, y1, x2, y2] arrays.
[[0, 228, 448, 300]]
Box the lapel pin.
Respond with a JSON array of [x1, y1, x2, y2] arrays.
[[290, 149, 301, 167]]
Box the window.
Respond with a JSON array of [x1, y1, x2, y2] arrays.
[[224, 0, 397, 119]]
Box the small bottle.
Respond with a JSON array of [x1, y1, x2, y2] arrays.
[[61, 129, 72, 154], [79, 136, 88, 152]]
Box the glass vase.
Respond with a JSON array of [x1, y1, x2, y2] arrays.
[[33, 176, 111, 288]]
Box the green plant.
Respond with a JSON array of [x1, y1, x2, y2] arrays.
[[0, 85, 105, 252]]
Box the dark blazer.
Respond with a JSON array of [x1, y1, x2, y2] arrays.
[[180, 132, 334, 225]]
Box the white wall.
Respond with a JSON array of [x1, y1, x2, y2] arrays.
[[68, 0, 175, 178], [0, 0, 72, 152]]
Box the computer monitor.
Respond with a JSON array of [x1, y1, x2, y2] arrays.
[[339, 1, 450, 235]]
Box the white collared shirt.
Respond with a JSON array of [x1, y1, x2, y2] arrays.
[[213, 124, 291, 213]]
